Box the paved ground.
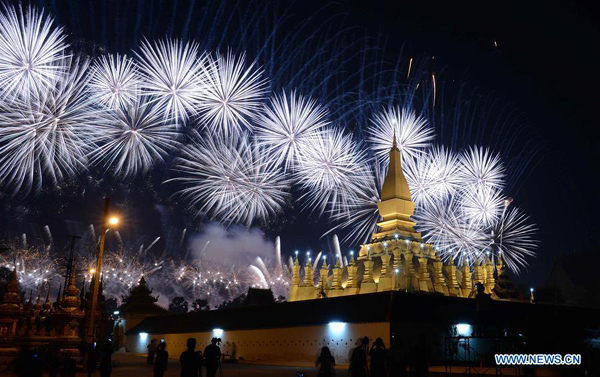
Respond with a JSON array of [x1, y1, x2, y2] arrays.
[[98, 353, 321, 377]]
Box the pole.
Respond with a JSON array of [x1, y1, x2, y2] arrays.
[[86, 197, 110, 344]]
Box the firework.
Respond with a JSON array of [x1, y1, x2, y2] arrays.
[[413, 197, 489, 264], [90, 97, 181, 179], [295, 128, 369, 215], [490, 206, 537, 273], [0, 239, 57, 293], [368, 106, 434, 161], [460, 186, 504, 226], [404, 146, 461, 207], [459, 146, 505, 191], [136, 38, 204, 123], [196, 51, 268, 137], [324, 161, 385, 245], [88, 54, 141, 109], [170, 131, 291, 226], [0, 4, 68, 101], [255, 91, 329, 170], [0, 57, 99, 193]]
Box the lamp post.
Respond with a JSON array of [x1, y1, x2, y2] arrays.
[[86, 197, 118, 344]]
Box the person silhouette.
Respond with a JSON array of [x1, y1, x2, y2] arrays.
[[204, 338, 222, 377], [475, 282, 492, 336], [369, 337, 386, 377], [349, 337, 369, 377], [154, 341, 169, 377], [180, 338, 203, 377], [147, 339, 158, 365], [315, 346, 335, 377]]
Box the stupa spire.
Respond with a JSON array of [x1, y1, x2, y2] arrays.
[[367, 134, 422, 245]]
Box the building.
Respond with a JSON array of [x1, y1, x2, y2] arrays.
[[126, 290, 600, 366], [289, 137, 519, 302], [112, 276, 168, 350]]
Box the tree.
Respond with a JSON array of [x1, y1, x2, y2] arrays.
[[168, 296, 188, 313], [191, 298, 210, 311]]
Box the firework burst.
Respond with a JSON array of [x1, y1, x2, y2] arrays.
[[368, 106, 434, 161], [404, 146, 461, 207], [0, 4, 68, 101], [255, 91, 329, 170], [0, 57, 99, 193], [490, 206, 537, 273], [136, 38, 203, 123], [170, 131, 291, 226], [197, 51, 268, 137], [89, 54, 140, 110], [90, 97, 181, 179], [459, 146, 505, 191], [295, 127, 369, 216]]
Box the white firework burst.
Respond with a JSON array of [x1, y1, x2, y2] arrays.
[[0, 4, 68, 101], [197, 51, 268, 137], [255, 91, 329, 170], [368, 106, 434, 160], [295, 128, 369, 216], [404, 146, 461, 206], [171, 131, 291, 226], [90, 97, 181, 179], [0, 58, 99, 193], [490, 206, 537, 273], [460, 186, 504, 226], [414, 197, 488, 264], [324, 161, 385, 245], [136, 38, 203, 123], [459, 146, 505, 191], [89, 54, 140, 109]]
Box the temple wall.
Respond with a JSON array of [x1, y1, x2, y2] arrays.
[[125, 322, 390, 365]]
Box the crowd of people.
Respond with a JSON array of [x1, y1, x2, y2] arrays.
[[147, 337, 222, 377], [316, 336, 429, 377]]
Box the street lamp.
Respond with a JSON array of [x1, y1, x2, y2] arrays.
[[86, 198, 118, 345]]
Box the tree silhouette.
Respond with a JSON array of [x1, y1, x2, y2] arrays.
[[191, 298, 210, 311], [168, 296, 188, 313]]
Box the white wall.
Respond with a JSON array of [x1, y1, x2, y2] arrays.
[[126, 322, 390, 366]]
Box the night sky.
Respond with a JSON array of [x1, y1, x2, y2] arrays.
[[1, 0, 599, 288]]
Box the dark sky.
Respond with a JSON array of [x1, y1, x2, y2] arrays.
[[1, 0, 599, 288]]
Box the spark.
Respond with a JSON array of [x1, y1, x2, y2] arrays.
[[459, 146, 504, 191]]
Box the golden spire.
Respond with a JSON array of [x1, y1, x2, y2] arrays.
[[380, 131, 412, 201], [368, 134, 421, 244]]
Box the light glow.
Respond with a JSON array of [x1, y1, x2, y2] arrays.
[[212, 328, 224, 337], [455, 323, 472, 337], [328, 321, 346, 334]]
